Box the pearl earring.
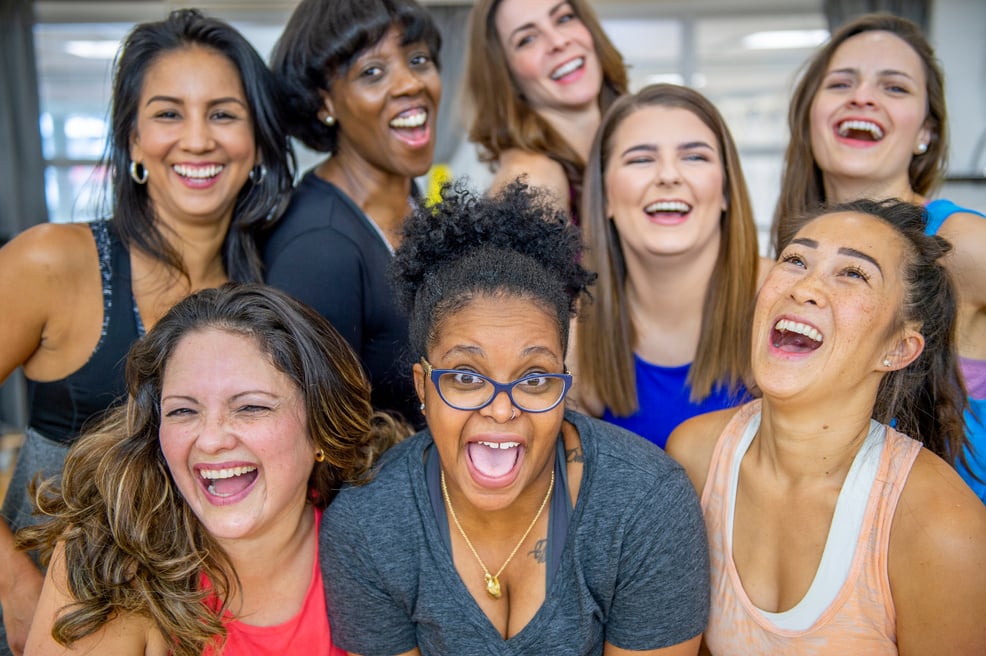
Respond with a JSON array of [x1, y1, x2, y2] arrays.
[[882, 357, 892, 367], [324, 115, 336, 126], [916, 142, 928, 154]]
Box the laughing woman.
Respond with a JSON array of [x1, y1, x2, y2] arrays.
[[264, 0, 442, 427], [321, 182, 709, 655], [669, 200, 986, 654], [464, 0, 626, 221], [771, 14, 986, 500], [21, 284, 396, 655], [0, 10, 292, 654]]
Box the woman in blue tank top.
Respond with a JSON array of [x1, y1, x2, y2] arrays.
[[574, 84, 768, 449], [771, 14, 986, 502], [0, 10, 293, 653]]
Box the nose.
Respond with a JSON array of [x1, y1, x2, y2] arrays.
[[392, 60, 426, 98], [180, 115, 216, 153], [480, 389, 518, 424], [789, 271, 826, 307], [196, 411, 238, 454], [654, 156, 682, 187], [847, 80, 878, 109], [545, 23, 570, 52]]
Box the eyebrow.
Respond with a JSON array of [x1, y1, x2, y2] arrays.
[[826, 67, 918, 82], [145, 95, 247, 108], [790, 237, 884, 276], [439, 344, 561, 364], [619, 141, 714, 158], [508, 0, 570, 40]]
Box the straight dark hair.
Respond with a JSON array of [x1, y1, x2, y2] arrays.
[[105, 9, 294, 283]]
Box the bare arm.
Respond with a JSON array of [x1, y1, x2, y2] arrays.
[[937, 211, 986, 359], [0, 521, 43, 656], [25, 542, 164, 656], [890, 449, 986, 655]]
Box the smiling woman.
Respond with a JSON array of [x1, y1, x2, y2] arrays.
[[320, 180, 710, 656], [667, 199, 986, 654], [263, 0, 442, 429], [18, 283, 401, 656], [464, 0, 627, 222], [0, 9, 294, 654]]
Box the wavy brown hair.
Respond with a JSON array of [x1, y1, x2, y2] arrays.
[[578, 84, 760, 415], [772, 13, 947, 254], [18, 283, 406, 656], [464, 0, 627, 180]]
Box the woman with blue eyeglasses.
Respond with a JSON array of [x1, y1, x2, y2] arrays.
[[319, 180, 709, 656]]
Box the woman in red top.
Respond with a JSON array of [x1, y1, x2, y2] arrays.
[[21, 284, 402, 655]]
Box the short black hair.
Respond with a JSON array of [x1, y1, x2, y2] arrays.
[[271, 0, 442, 153], [392, 180, 596, 358]]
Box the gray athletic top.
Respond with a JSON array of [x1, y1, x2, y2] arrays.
[[320, 409, 710, 655]]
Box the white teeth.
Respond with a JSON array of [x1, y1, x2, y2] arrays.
[[551, 57, 584, 80], [774, 319, 823, 343], [173, 163, 224, 179], [837, 119, 884, 140], [389, 111, 427, 128], [477, 441, 520, 449], [200, 465, 257, 480], [645, 200, 691, 214]]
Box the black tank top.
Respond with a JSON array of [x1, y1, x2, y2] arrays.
[[27, 220, 144, 444]]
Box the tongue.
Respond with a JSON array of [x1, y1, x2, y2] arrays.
[[468, 443, 519, 478], [773, 330, 821, 353], [209, 470, 257, 497]]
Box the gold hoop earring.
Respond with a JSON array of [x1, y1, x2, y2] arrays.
[[314, 449, 326, 463]]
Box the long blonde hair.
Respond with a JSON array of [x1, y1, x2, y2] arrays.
[[578, 84, 759, 415]]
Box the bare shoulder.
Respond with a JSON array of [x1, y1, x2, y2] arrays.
[[489, 149, 569, 207], [0, 222, 95, 276], [889, 449, 986, 654], [665, 407, 739, 496], [26, 541, 166, 655]]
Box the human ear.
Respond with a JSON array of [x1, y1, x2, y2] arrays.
[[881, 327, 925, 371], [318, 89, 336, 125], [413, 361, 426, 405]]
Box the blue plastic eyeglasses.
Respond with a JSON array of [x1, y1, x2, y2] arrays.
[[421, 358, 572, 413]]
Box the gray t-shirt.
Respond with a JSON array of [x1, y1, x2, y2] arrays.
[[321, 410, 709, 655]]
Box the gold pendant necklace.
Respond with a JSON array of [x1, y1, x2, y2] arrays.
[[441, 469, 555, 600]]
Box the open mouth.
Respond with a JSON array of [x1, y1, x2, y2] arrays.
[[173, 163, 224, 181], [389, 108, 430, 147], [199, 465, 258, 498], [645, 200, 692, 217], [551, 57, 585, 80], [836, 119, 884, 142], [467, 440, 522, 481], [771, 319, 823, 353]]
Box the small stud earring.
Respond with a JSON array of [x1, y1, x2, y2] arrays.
[[314, 449, 326, 463], [419, 402, 426, 411], [882, 357, 892, 368], [324, 115, 336, 126], [916, 142, 928, 154]]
